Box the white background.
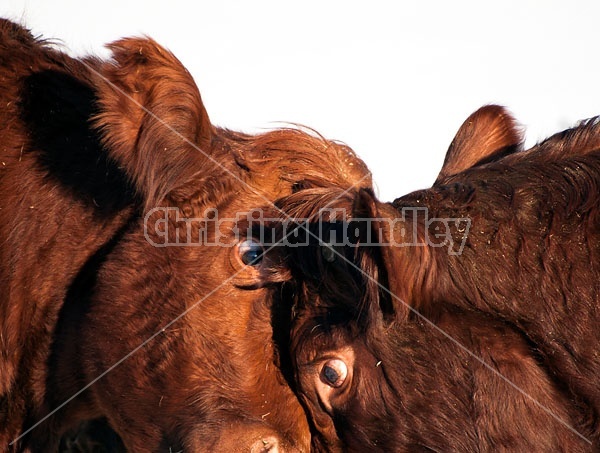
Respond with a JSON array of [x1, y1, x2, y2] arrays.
[[2, 1, 599, 201]]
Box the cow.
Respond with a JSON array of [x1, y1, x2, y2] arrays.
[[256, 105, 600, 451], [0, 19, 372, 452]]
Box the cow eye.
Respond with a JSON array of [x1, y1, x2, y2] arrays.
[[238, 239, 264, 266], [320, 359, 348, 388]]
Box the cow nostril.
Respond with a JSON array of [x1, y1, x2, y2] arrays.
[[250, 436, 280, 453]]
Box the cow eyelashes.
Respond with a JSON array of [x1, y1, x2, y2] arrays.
[[238, 239, 264, 266], [320, 359, 348, 388]]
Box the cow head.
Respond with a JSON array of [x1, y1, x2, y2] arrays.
[[254, 106, 589, 450], [17, 36, 372, 451]]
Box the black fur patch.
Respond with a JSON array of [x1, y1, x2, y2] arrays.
[[44, 217, 136, 452], [19, 69, 137, 215]]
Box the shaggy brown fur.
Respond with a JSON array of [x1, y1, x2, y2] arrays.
[[260, 105, 600, 450], [0, 19, 371, 452], [392, 107, 600, 443]]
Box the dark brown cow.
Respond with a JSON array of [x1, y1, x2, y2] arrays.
[[0, 19, 372, 452], [258, 106, 600, 451]]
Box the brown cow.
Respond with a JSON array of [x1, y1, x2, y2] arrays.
[[257, 106, 600, 451], [0, 19, 372, 452]]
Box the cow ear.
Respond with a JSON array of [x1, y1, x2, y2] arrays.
[[435, 105, 523, 184], [94, 37, 214, 209], [352, 190, 399, 322], [367, 199, 439, 322]]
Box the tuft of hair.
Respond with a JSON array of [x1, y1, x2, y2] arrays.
[[523, 115, 600, 160], [227, 126, 372, 193], [261, 188, 388, 329]]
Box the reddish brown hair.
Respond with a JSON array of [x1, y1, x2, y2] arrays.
[[263, 105, 600, 450], [0, 18, 372, 452]]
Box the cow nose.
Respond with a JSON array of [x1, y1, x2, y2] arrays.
[[191, 425, 300, 453], [250, 436, 279, 453]]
